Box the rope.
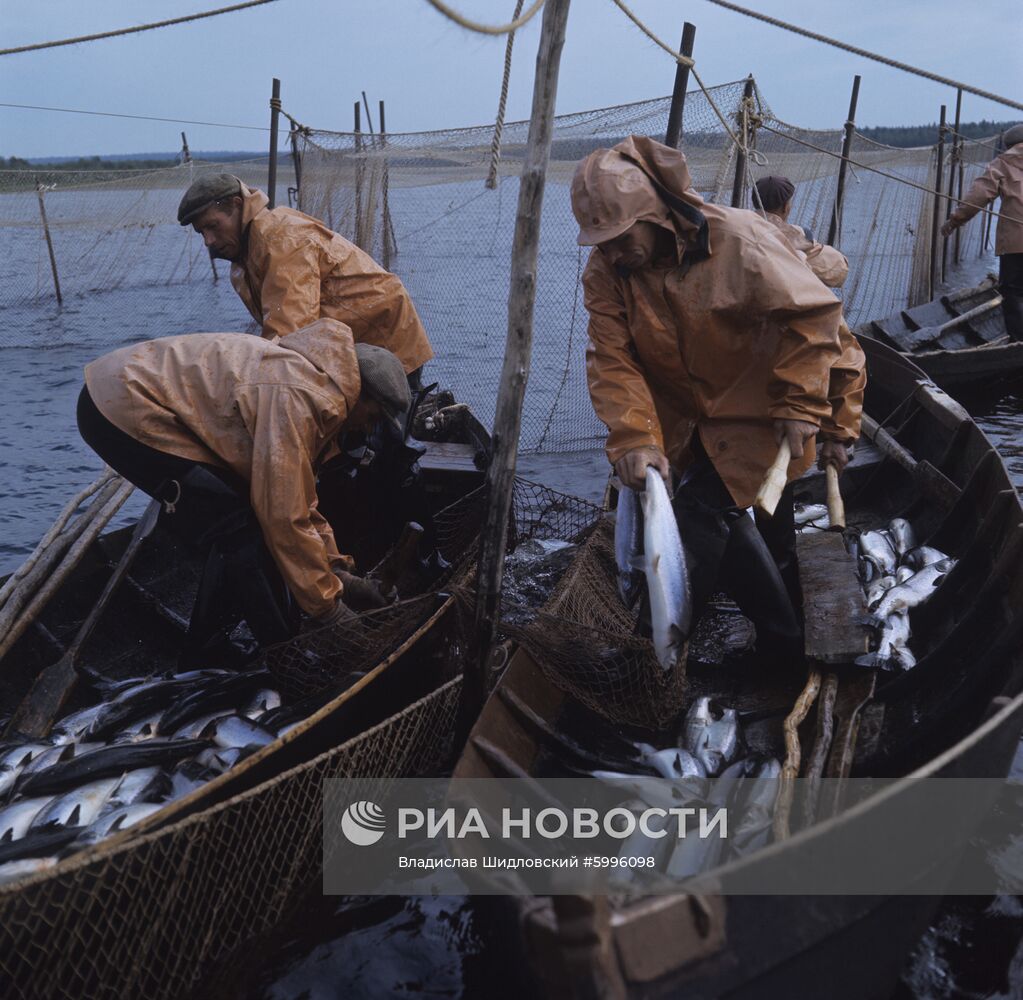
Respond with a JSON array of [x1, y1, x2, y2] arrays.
[[608, 0, 695, 67], [0, 0, 281, 57], [0, 100, 270, 131], [421, 0, 545, 36], [759, 120, 1023, 229], [700, 0, 1023, 114], [486, 0, 525, 190]]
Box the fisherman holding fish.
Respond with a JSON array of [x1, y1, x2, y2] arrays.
[[572, 135, 844, 663], [176, 173, 434, 384], [77, 318, 404, 659]]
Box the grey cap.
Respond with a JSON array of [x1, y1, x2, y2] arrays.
[[177, 173, 243, 226], [355, 343, 412, 435], [1001, 123, 1023, 150]]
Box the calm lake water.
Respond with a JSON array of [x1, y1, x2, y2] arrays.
[[0, 222, 1019, 999]]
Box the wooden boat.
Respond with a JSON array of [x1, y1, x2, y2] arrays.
[[855, 276, 1023, 389], [0, 393, 491, 851], [454, 337, 1023, 999]]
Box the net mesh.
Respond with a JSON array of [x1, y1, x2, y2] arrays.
[[503, 516, 687, 728], [0, 81, 1000, 455]]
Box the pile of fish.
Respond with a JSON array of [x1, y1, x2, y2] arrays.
[[614, 468, 692, 669], [0, 667, 293, 885], [848, 517, 956, 671]]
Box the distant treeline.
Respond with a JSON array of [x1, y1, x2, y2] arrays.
[[857, 120, 1020, 148], [0, 155, 184, 172]]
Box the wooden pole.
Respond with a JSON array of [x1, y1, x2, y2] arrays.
[[730, 75, 755, 208], [267, 78, 282, 209], [827, 75, 861, 248], [289, 125, 303, 212], [929, 104, 947, 300], [180, 131, 191, 163], [380, 100, 395, 270], [942, 89, 962, 282], [663, 21, 696, 149], [464, 0, 572, 728], [354, 101, 364, 248], [954, 100, 966, 265], [35, 178, 62, 306]]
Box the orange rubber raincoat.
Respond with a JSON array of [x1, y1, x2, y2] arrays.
[[84, 318, 360, 616], [763, 212, 866, 446], [230, 184, 434, 373], [579, 136, 843, 506], [947, 143, 1023, 255]]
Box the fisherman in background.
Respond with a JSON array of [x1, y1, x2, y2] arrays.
[[176, 173, 434, 384], [571, 136, 843, 663], [754, 175, 867, 597], [941, 123, 1023, 343], [77, 318, 403, 663]]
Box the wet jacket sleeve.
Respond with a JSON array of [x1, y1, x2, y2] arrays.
[[821, 320, 866, 443], [739, 233, 843, 427], [803, 241, 849, 289], [258, 238, 324, 340], [583, 257, 665, 463], [950, 161, 1001, 226], [244, 385, 344, 617]]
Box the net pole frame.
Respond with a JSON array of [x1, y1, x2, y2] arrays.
[[929, 104, 947, 300], [730, 74, 755, 208], [267, 77, 281, 208], [827, 74, 861, 248], [664, 21, 696, 149], [943, 88, 963, 282]]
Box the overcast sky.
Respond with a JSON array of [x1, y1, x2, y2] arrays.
[[1, 0, 1020, 158]]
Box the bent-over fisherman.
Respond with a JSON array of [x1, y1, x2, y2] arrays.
[[77, 318, 404, 661], [754, 175, 867, 592], [941, 123, 1023, 342], [572, 135, 843, 662], [177, 173, 434, 384]]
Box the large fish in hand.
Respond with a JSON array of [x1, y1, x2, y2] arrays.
[[640, 467, 692, 669]]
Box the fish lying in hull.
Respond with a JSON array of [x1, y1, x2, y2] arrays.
[[640, 467, 692, 670], [868, 559, 956, 624], [30, 776, 123, 831], [903, 545, 950, 571], [858, 530, 898, 579], [0, 797, 54, 842], [888, 518, 918, 559], [682, 697, 746, 777]]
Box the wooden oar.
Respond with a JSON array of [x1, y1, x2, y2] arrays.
[[826, 464, 846, 530], [5, 499, 162, 740], [753, 439, 791, 519]]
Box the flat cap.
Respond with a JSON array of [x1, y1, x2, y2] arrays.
[[177, 173, 242, 226], [355, 343, 412, 436], [753, 175, 795, 213], [1001, 123, 1023, 149]]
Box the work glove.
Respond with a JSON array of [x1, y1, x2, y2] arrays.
[[335, 570, 395, 612], [302, 597, 357, 634]]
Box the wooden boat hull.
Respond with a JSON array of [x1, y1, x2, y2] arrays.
[[456, 337, 1023, 998], [855, 277, 1023, 390]]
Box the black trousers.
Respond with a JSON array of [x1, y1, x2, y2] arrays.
[[999, 253, 1023, 343], [77, 386, 296, 653], [672, 437, 802, 659]]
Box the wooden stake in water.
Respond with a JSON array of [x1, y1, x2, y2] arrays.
[[466, 0, 572, 727], [663, 21, 696, 150], [267, 78, 282, 209], [35, 179, 62, 306], [827, 75, 861, 248]]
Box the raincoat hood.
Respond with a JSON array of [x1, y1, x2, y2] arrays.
[[239, 182, 270, 227]]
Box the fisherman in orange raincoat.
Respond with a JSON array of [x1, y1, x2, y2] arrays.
[[572, 136, 844, 662], [78, 318, 404, 662], [177, 173, 434, 383]]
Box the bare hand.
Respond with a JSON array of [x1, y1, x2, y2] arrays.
[[614, 446, 670, 492], [773, 419, 818, 460], [818, 439, 852, 473], [335, 570, 394, 611], [940, 219, 958, 238]]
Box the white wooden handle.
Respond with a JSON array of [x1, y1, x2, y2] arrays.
[[754, 439, 792, 518], [826, 464, 846, 529]]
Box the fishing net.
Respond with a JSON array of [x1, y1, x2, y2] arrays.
[[0, 677, 462, 1000], [504, 517, 688, 729]]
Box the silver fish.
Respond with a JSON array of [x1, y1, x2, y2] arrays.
[[640, 467, 691, 669], [895, 565, 915, 585], [242, 689, 281, 720], [682, 697, 745, 777], [591, 772, 706, 812], [107, 768, 166, 809], [172, 712, 234, 741], [870, 559, 955, 622], [30, 776, 123, 830], [50, 704, 109, 745], [19, 744, 75, 777], [81, 803, 164, 841], [794, 503, 829, 527], [640, 746, 706, 782], [705, 757, 749, 809], [196, 747, 243, 773], [888, 518, 918, 559], [0, 744, 49, 772], [0, 797, 56, 841], [857, 612, 912, 670], [202, 716, 275, 750], [0, 857, 58, 884], [614, 799, 675, 883], [865, 575, 896, 609], [903, 545, 950, 571], [614, 487, 644, 608], [858, 530, 897, 577], [110, 711, 164, 744], [666, 813, 726, 879], [731, 756, 782, 855]]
